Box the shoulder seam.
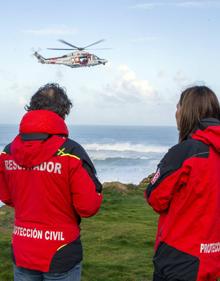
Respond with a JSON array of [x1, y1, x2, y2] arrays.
[[190, 151, 209, 158]]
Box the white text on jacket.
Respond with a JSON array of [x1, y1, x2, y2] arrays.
[[13, 226, 65, 241], [200, 242, 220, 253], [4, 160, 62, 174]]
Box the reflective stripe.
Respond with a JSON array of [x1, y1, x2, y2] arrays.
[[57, 244, 67, 251], [57, 149, 80, 160]]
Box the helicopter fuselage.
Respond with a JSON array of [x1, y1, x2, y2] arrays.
[[34, 50, 107, 68]]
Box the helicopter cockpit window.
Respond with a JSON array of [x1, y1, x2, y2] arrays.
[[79, 56, 88, 64]]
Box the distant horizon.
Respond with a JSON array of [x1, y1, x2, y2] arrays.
[[0, 123, 177, 128]]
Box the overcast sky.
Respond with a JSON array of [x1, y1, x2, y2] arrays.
[[0, 0, 220, 126]]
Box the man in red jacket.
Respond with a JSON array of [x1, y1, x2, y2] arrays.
[[0, 83, 103, 281]]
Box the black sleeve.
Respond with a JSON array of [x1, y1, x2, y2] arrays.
[[146, 139, 209, 199], [58, 139, 102, 193], [3, 143, 11, 154]]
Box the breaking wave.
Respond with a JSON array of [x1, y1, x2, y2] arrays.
[[84, 142, 169, 154]]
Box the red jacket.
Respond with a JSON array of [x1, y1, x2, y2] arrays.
[[146, 118, 220, 281], [0, 110, 102, 273]]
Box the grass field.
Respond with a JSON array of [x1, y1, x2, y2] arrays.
[[0, 184, 158, 281]]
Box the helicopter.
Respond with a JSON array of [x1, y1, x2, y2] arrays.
[[33, 39, 108, 68]]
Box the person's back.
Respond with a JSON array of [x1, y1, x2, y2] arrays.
[[146, 86, 220, 281], [0, 83, 102, 280], [190, 119, 220, 278]]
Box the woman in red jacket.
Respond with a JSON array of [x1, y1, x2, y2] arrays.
[[146, 86, 220, 281]]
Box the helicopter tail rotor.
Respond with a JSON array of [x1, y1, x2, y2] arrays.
[[33, 51, 46, 64]]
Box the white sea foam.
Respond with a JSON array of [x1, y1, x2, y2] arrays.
[[84, 142, 169, 154], [92, 155, 151, 161]]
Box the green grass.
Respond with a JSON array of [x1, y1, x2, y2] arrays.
[[0, 207, 14, 281], [0, 186, 158, 281]]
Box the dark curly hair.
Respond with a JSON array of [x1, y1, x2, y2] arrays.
[[25, 83, 73, 119]]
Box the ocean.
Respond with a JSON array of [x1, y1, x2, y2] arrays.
[[0, 124, 178, 184]]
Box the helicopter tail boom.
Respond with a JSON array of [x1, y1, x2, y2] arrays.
[[33, 52, 47, 64]]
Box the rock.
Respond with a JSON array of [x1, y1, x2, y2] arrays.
[[138, 173, 155, 188], [103, 181, 135, 192]]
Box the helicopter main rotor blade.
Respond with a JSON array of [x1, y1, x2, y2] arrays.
[[58, 39, 80, 49], [86, 48, 112, 50], [47, 48, 76, 50], [83, 39, 105, 49]]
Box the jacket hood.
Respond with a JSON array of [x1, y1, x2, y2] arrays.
[[192, 118, 220, 151], [11, 110, 68, 167], [19, 110, 68, 135]]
